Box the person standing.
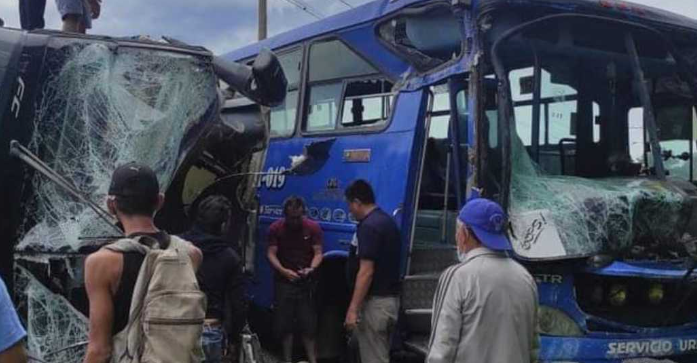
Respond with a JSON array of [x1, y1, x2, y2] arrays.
[[427, 198, 539, 363], [56, 0, 101, 33], [19, 0, 46, 30], [344, 180, 401, 363], [267, 196, 323, 363], [0, 276, 27, 363], [180, 195, 246, 363], [82, 162, 203, 363]]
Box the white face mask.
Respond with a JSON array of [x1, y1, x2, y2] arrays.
[[457, 249, 467, 263]]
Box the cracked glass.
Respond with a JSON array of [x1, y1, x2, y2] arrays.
[[14, 38, 219, 361]]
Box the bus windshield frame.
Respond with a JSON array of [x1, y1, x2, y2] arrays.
[[489, 13, 697, 260]]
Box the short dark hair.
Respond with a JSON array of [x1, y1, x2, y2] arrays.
[[283, 195, 306, 215], [114, 195, 159, 217], [194, 195, 232, 235], [345, 179, 375, 205]]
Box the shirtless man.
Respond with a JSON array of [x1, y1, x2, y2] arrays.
[[82, 162, 202, 363]]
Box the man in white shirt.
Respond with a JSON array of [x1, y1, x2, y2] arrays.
[[427, 197, 539, 363]]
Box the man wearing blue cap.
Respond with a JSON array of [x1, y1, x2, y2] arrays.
[[426, 198, 539, 363]]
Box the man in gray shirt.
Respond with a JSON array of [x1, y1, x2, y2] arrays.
[[427, 198, 539, 363]]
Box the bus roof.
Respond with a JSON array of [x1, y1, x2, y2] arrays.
[[223, 0, 697, 61], [478, 0, 697, 31], [223, 0, 426, 61]]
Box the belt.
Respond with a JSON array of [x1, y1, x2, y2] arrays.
[[204, 319, 222, 327]]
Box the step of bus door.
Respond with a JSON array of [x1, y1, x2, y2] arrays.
[[408, 245, 458, 275], [402, 274, 440, 311], [404, 308, 432, 334], [402, 334, 429, 357]]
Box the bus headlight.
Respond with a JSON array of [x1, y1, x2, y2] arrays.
[[609, 284, 628, 307], [538, 306, 583, 337], [647, 283, 663, 305]]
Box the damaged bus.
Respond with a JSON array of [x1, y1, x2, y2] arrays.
[[0, 27, 286, 362], [225, 0, 697, 362]]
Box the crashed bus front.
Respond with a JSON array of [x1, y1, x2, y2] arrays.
[[0, 28, 284, 362], [479, 1, 697, 361]]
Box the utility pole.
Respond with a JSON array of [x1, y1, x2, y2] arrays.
[[258, 0, 267, 40]]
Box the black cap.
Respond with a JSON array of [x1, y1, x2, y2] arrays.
[[108, 162, 159, 198]]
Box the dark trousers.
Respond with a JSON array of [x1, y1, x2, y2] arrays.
[[19, 0, 46, 30], [274, 280, 318, 338]]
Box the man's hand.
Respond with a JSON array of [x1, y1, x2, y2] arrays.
[[344, 308, 359, 331], [298, 267, 314, 277], [89, 0, 101, 19], [282, 268, 300, 282]]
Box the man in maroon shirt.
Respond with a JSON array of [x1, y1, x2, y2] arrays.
[[267, 196, 323, 363]]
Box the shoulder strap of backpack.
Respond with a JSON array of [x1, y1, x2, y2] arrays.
[[103, 233, 172, 254]]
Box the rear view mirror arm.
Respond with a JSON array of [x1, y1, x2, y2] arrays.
[[213, 49, 288, 107]]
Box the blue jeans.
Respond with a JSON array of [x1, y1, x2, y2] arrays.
[[202, 325, 224, 363]]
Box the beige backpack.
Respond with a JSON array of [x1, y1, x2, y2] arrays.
[[104, 234, 207, 363]]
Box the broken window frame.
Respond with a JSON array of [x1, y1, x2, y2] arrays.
[[268, 47, 303, 138], [375, 1, 465, 74], [301, 37, 396, 136], [489, 13, 697, 207], [486, 13, 697, 260]]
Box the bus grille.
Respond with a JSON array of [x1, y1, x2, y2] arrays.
[[575, 273, 697, 329]]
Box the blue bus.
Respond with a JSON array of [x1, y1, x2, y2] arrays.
[[225, 0, 697, 362]]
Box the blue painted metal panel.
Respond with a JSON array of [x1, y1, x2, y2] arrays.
[[540, 334, 697, 362], [586, 261, 691, 279], [249, 90, 427, 309], [536, 268, 697, 362]]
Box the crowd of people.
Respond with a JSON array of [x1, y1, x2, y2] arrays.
[[0, 162, 540, 363]]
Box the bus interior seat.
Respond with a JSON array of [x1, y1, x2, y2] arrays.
[[413, 209, 458, 246]]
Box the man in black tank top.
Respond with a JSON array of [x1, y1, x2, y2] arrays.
[[82, 163, 203, 363], [179, 195, 245, 363]]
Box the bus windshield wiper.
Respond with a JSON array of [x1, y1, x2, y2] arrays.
[[9, 140, 124, 236]]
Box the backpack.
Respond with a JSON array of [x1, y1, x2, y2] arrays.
[[103, 234, 207, 363]]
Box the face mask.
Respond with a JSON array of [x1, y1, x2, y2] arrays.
[[457, 249, 467, 263]]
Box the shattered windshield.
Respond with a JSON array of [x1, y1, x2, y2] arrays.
[[13, 39, 219, 362], [491, 16, 697, 260], [17, 39, 218, 252]]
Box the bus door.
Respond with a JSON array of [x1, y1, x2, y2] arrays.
[[401, 76, 469, 351]]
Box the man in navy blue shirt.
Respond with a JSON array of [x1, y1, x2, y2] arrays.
[[344, 180, 401, 363], [0, 276, 28, 363]]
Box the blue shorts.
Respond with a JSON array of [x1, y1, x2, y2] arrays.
[[202, 325, 224, 363], [55, 0, 92, 28]]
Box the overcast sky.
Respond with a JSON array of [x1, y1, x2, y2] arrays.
[[0, 0, 695, 55]]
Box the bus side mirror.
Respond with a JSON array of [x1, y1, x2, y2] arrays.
[[213, 49, 288, 107]]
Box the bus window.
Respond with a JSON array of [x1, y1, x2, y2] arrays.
[[428, 87, 450, 138], [378, 4, 463, 72], [340, 79, 393, 129], [269, 49, 302, 137], [307, 83, 342, 131], [628, 105, 696, 182], [304, 40, 379, 133], [508, 67, 600, 174]]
